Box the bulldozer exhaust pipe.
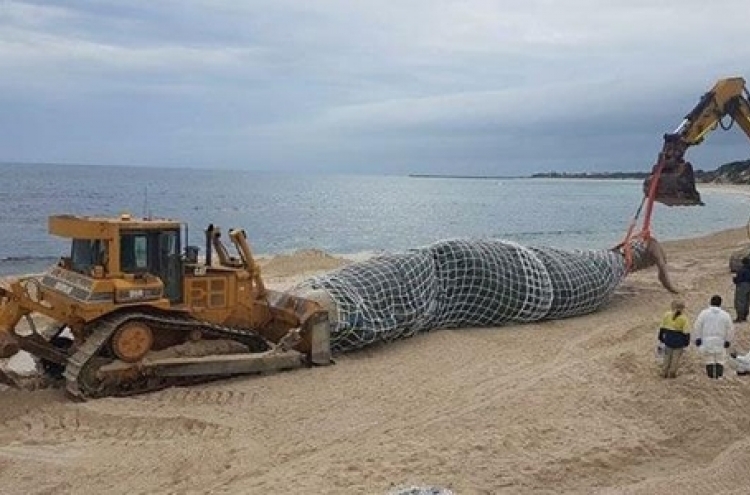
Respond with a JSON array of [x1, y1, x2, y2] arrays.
[[205, 224, 214, 266]]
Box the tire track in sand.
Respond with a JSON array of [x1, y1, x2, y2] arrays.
[[0, 403, 232, 446]]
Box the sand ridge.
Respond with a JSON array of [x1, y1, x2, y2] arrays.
[[1, 229, 750, 493]]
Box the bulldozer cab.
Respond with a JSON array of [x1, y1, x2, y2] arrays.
[[50, 214, 185, 303]]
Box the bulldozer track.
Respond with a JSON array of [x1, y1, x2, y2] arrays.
[[64, 311, 273, 399], [64, 313, 127, 399]]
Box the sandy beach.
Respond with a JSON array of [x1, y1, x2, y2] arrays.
[[2, 225, 750, 494]]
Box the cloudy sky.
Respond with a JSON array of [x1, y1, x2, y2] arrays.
[[1, 0, 749, 175]]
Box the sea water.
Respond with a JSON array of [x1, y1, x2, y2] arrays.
[[1, 163, 749, 276]]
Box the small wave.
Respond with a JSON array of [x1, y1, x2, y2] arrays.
[[499, 228, 598, 239], [0, 255, 58, 264]]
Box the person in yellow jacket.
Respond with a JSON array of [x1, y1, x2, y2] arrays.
[[657, 300, 690, 378]]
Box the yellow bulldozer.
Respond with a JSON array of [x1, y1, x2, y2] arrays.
[[0, 213, 331, 399]]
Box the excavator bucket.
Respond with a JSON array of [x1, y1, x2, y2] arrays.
[[643, 161, 704, 207]]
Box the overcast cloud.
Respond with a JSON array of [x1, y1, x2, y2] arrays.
[[1, 0, 749, 175]]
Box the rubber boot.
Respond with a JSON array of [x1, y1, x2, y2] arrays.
[[716, 364, 724, 379], [706, 364, 716, 378]]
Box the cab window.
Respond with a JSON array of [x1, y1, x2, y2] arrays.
[[120, 234, 149, 272], [70, 239, 107, 275]]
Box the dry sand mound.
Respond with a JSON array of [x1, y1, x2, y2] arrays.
[[2, 228, 750, 494], [258, 248, 352, 288]]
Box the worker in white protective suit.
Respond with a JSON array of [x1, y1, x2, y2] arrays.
[[729, 351, 750, 376], [693, 294, 735, 379]]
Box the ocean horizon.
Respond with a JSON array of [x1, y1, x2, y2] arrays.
[[1, 162, 748, 276]]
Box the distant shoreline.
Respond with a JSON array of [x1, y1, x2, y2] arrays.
[[408, 174, 523, 179], [408, 173, 750, 186], [407, 174, 654, 183], [407, 172, 650, 180]]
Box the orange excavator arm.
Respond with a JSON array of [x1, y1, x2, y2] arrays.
[[676, 77, 750, 145], [641, 76, 750, 233]]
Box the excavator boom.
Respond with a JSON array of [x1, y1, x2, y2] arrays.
[[644, 76, 750, 207], [677, 77, 750, 145]]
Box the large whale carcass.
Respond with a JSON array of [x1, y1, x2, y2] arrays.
[[288, 235, 675, 353]]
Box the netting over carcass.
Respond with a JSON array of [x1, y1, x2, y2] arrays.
[[293, 238, 648, 353]]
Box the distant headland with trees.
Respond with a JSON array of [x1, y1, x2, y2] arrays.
[[529, 159, 750, 184], [410, 159, 750, 184]]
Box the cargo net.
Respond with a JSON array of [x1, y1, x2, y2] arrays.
[[295, 239, 634, 353]]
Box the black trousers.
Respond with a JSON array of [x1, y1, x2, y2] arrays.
[[706, 364, 724, 379], [735, 282, 750, 320]]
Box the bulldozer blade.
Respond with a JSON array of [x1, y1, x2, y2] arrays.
[[97, 349, 306, 380]]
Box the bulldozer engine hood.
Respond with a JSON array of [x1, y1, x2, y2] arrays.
[[40, 267, 114, 303]]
